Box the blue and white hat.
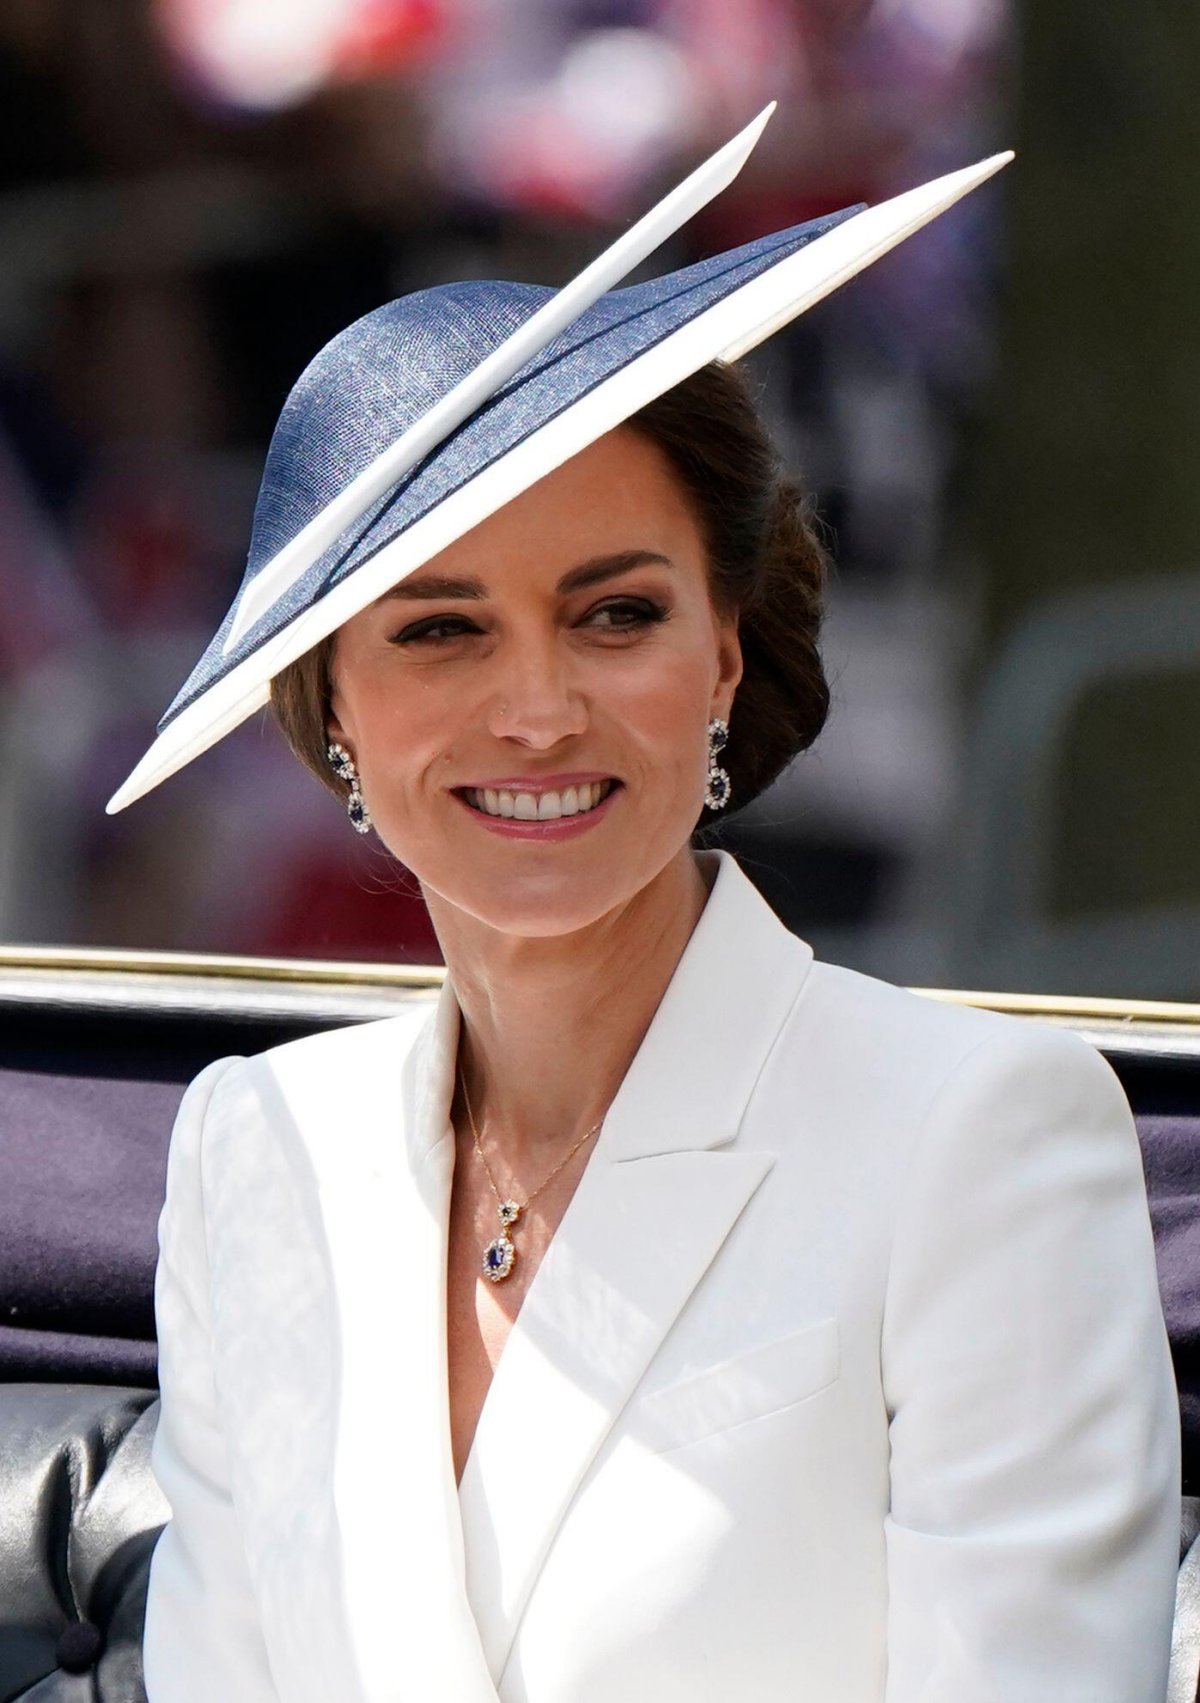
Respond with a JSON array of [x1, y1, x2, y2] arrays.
[[107, 107, 1010, 813]]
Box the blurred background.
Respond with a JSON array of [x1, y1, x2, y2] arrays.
[[0, 0, 1195, 997]]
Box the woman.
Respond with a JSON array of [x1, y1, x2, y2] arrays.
[[119, 120, 1178, 1702]]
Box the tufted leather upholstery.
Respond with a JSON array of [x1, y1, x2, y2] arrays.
[[0, 1386, 163, 1702]]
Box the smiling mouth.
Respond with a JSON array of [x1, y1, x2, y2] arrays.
[[458, 779, 618, 822]]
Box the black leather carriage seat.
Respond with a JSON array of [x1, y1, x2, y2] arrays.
[[2, 995, 1200, 1701]]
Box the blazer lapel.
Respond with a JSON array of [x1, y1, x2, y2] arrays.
[[457, 852, 813, 1684], [311, 981, 500, 1703]]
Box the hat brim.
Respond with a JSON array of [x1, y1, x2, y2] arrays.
[[106, 150, 1010, 815]]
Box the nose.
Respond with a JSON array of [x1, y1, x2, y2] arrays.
[[485, 629, 588, 748]]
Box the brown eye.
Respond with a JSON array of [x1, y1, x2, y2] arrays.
[[584, 598, 668, 630], [389, 615, 481, 644]]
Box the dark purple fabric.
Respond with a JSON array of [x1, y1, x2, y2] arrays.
[[0, 1325, 157, 1385], [0, 1068, 183, 1383], [1138, 1111, 1200, 1489]]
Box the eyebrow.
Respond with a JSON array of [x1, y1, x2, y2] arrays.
[[374, 550, 673, 605]]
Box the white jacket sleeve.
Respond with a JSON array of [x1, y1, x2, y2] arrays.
[[144, 1056, 283, 1703], [881, 1021, 1179, 1703]]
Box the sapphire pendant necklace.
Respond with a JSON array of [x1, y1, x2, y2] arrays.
[[461, 1076, 603, 1282]]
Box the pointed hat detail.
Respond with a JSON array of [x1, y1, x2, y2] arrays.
[[222, 104, 777, 658], [107, 108, 1011, 814]]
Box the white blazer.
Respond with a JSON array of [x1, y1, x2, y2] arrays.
[[144, 851, 1180, 1703]]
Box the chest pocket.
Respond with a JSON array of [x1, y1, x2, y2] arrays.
[[624, 1316, 840, 1455]]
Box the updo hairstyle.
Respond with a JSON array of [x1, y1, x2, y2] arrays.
[[270, 359, 830, 823]]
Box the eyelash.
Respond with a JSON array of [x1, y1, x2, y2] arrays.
[[389, 597, 669, 646]]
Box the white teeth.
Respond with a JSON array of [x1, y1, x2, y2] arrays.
[[464, 781, 613, 820]]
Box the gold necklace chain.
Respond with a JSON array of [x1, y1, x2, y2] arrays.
[[461, 1073, 604, 1284]]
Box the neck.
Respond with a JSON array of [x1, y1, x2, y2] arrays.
[[428, 849, 713, 1170]]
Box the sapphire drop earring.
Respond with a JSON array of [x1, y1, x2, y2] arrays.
[[327, 741, 372, 834], [705, 718, 731, 811]]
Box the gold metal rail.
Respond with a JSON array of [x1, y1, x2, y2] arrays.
[[1, 944, 1198, 1031]]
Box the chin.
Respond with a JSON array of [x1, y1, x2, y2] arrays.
[[397, 830, 691, 945], [431, 864, 652, 942]]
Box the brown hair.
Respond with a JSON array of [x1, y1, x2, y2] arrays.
[[270, 359, 830, 823]]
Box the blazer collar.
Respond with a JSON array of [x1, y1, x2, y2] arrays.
[[399, 848, 813, 1169], [458, 852, 814, 1682], [598, 848, 814, 1160], [310, 851, 813, 1701]]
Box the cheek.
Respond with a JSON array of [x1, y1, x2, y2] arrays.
[[611, 650, 714, 762], [336, 658, 449, 780]]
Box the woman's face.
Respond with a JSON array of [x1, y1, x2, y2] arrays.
[[327, 424, 742, 939]]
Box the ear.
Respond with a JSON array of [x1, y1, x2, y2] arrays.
[[325, 676, 354, 760], [324, 634, 352, 755], [711, 612, 743, 721]]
